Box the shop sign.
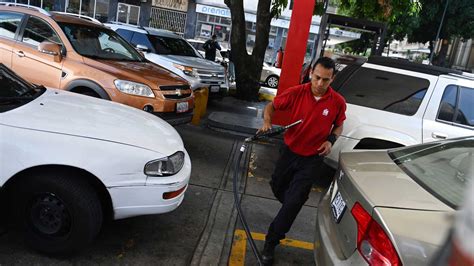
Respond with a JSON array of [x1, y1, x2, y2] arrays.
[[153, 0, 188, 12], [196, 4, 231, 18]]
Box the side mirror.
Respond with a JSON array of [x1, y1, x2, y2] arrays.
[[38, 41, 62, 62], [136, 44, 149, 53]]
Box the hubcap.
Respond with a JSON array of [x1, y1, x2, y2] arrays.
[[268, 77, 278, 88], [29, 193, 71, 236]]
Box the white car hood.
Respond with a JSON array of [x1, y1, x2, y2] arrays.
[[1, 89, 184, 155], [148, 53, 224, 71]]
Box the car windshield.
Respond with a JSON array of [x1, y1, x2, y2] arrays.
[[58, 23, 144, 61], [0, 65, 45, 112], [389, 137, 474, 209], [149, 35, 199, 57]]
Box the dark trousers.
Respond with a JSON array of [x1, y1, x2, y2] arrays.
[[266, 146, 323, 245]]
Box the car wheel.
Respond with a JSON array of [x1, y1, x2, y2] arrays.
[[14, 173, 103, 254], [266, 75, 279, 88]]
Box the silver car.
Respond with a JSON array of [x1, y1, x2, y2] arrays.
[[261, 62, 281, 88], [314, 137, 473, 265], [105, 23, 228, 97]]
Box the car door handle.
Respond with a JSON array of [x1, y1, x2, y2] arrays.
[[15, 51, 25, 57], [432, 132, 448, 139]]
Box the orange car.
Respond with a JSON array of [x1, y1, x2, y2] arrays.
[[0, 3, 193, 125]]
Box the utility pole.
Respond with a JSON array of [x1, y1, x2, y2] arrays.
[[430, 0, 449, 64]]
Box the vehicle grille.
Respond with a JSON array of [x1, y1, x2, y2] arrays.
[[159, 85, 192, 99], [196, 69, 226, 84]]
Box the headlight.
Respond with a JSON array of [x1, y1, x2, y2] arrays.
[[144, 151, 185, 176], [114, 80, 154, 98], [173, 63, 198, 77]]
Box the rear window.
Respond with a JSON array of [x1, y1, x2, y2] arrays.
[[337, 67, 430, 116], [389, 138, 474, 209]]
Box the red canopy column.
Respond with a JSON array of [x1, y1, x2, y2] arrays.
[[272, 0, 316, 125]]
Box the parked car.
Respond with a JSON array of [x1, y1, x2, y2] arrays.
[[326, 56, 474, 169], [0, 3, 193, 125], [314, 137, 473, 265], [0, 64, 191, 254], [261, 62, 281, 88], [104, 23, 228, 98]]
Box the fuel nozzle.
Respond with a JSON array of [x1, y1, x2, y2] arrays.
[[245, 119, 303, 142]]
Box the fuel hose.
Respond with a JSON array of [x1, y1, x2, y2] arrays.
[[232, 119, 302, 265]]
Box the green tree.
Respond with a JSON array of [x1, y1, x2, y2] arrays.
[[336, 0, 420, 54], [224, 0, 318, 101], [407, 0, 474, 66]]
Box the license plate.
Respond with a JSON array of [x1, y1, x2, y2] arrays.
[[210, 85, 220, 92], [331, 191, 347, 223], [176, 101, 189, 113]]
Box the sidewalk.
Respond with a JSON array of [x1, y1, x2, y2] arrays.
[[206, 86, 276, 136]]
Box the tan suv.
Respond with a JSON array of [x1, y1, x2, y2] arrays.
[[0, 3, 194, 125]]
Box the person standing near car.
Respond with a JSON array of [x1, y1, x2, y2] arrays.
[[203, 34, 221, 61], [257, 57, 346, 265]]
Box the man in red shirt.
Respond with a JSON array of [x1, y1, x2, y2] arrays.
[[258, 57, 346, 265]]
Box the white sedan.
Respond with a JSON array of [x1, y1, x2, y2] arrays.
[[0, 65, 191, 254], [261, 62, 281, 88]]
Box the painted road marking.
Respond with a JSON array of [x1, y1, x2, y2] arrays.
[[229, 229, 314, 266]]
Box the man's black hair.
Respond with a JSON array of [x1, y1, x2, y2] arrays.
[[312, 57, 336, 75], [212, 34, 217, 39]]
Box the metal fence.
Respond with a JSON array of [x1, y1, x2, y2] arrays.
[[149, 7, 186, 35]]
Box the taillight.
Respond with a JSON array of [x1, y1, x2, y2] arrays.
[[351, 202, 402, 266]]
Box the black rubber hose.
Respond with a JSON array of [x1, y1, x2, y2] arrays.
[[233, 144, 263, 266]]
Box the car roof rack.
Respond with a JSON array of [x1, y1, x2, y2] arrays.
[[367, 56, 463, 76], [52, 12, 102, 24], [448, 72, 474, 81], [105, 21, 147, 31], [0, 2, 50, 16]]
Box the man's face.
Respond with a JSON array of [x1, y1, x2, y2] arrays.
[[311, 64, 334, 96]]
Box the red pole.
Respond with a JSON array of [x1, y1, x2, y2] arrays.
[[272, 0, 316, 125]]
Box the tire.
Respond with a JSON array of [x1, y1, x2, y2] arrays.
[[266, 75, 279, 88], [13, 173, 103, 255]]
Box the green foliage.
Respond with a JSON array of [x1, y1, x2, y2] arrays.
[[408, 0, 474, 44], [336, 0, 421, 42], [271, 0, 288, 18]]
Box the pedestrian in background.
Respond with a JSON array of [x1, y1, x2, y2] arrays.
[[203, 34, 221, 62], [257, 57, 346, 265]]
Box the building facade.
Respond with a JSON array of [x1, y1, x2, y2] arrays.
[[3, 0, 359, 63]]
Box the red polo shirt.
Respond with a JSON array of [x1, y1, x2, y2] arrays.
[[273, 83, 346, 156]]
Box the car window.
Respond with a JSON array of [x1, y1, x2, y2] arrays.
[[455, 87, 474, 127], [116, 28, 133, 41], [131, 32, 153, 50], [389, 138, 474, 209], [0, 65, 45, 112], [59, 23, 144, 62], [0, 11, 23, 39], [21, 16, 61, 47], [337, 67, 430, 116], [148, 35, 199, 57], [437, 85, 474, 127], [437, 85, 458, 122]]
